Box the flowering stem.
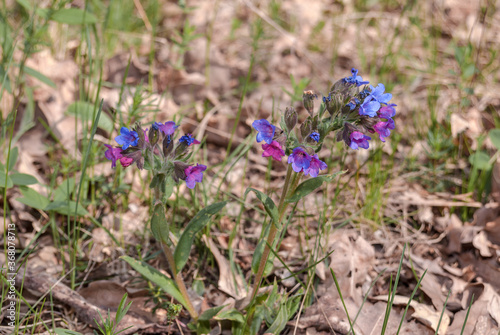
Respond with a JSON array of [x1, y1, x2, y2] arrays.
[[160, 241, 199, 320], [250, 164, 295, 301], [154, 186, 198, 320]]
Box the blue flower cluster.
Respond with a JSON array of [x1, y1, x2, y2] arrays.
[[104, 121, 206, 189], [251, 68, 397, 177]]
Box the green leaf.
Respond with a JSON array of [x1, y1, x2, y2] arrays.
[[53, 329, 83, 335], [120, 256, 186, 307], [16, 186, 49, 209], [45, 200, 89, 216], [7, 146, 18, 171], [50, 8, 98, 25], [24, 66, 56, 88], [150, 203, 169, 244], [54, 178, 76, 201], [286, 171, 346, 203], [174, 201, 227, 273], [469, 151, 491, 170], [198, 305, 225, 321], [244, 188, 279, 228], [265, 304, 288, 334], [66, 101, 113, 133], [489, 129, 500, 151], [0, 170, 13, 188], [215, 308, 245, 323], [10, 173, 37, 186]]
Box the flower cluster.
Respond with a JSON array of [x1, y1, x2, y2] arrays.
[[252, 68, 396, 175], [104, 121, 206, 189]]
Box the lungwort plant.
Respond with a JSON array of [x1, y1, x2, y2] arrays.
[[102, 68, 396, 334]]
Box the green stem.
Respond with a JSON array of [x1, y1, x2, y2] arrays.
[[161, 241, 199, 320], [250, 164, 297, 301], [154, 186, 198, 320]]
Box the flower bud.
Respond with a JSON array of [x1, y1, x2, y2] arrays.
[[302, 90, 317, 116], [148, 123, 160, 146], [284, 107, 298, 131], [300, 117, 312, 139], [163, 135, 173, 157], [133, 122, 146, 147], [173, 161, 190, 183]]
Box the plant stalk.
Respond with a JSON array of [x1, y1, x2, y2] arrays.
[[161, 241, 199, 320], [154, 186, 198, 320], [250, 164, 297, 301]]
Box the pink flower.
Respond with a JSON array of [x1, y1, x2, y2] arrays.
[[184, 164, 207, 189], [120, 157, 134, 167], [304, 155, 327, 177], [262, 141, 285, 161]]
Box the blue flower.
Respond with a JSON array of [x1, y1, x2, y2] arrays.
[[252, 119, 276, 144], [309, 132, 320, 142], [115, 127, 139, 150], [364, 84, 392, 105], [288, 147, 311, 173], [179, 133, 201, 146], [343, 68, 369, 87], [358, 100, 381, 117]]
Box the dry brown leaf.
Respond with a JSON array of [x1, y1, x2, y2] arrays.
[[372, 295, 450, 334], [203, 235, 246, 299]]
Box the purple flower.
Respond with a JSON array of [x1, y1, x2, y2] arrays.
[[349, 131, 371, 150], [374, 118, 395, 142], [115, 127, 139, 150], [184, 164, 207, 189], [104, 144, 123, 168], [155, 121, 178, 136], [309, 132, 320, 142], [262, 141, 285, 161], [304, 154, 327, 177], [288, 147, 312, 173], [378, 103, 396, 119], [358, 100, 381, 117], [252, 119, 276, 144], [364, 84, 392, 105], [179, 133, 201, 146], [343, 68, 369, 87]]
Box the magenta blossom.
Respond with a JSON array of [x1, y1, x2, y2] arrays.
[[104, 144, 123, 168], [184, 164, 207, 189], [288, 147, 312, 173], [154, 121, 178, 136], [262, 141, 285, 161], [374, 119, 395, 142], [120, 156, 134, 167], [378, 103, 396, 119], [349, 131, 371, 150], [304, 154, 327, 177]]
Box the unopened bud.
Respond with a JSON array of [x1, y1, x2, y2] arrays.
[[284, 107, 297, 131], [148, 124, 160, 146], [133, 122, 145, 147], [302, 90, 317, 116], [173, 161, 190, 183], [300, 117, 312, 139], [163, 135, 174, 157]]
